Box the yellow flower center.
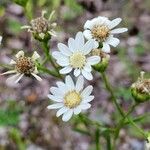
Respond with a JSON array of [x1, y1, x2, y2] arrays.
[[15, 56, 35, 74], [64, 91, 81, 108], [91, 25, 110, 41], [70, 52, 86, 68]]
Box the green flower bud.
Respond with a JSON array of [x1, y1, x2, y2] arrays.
[[131, 72, 150, 103], [91, 49, 110, 72]]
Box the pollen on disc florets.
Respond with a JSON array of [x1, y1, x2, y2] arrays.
[[15, 56, 35, 75], [70, 52, 86, 69], [91, 25, 110, 42], [64, 91, 81, 108], [31, 17, 49, 34]]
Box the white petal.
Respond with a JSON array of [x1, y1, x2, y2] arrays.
[[75, 32, 84, 49], [74, 69, 81, 77], [81, 70, 93, 80], [56, 107, 68, 117], [111, 28, 128, 34], [81, 85, 93, 98], [59, 66, 72, 74], [50, 87, 63, 96], [1, 70, 16, 75], [83, 64, 92, 72], [58, 43, 72, 56], [87, 56, 100, 65], [75, 75, 84, 92], [74, 106, 81, 115], [106, 36, 120, 47], [15, 50, 24, 58], [79, 103, 91, 110], [83, 30, 92, 40], [10, 59, 16, 65], [62, 109, 73, 122], [47, 103, 64, 109], [0, 36, 2, 44], [6, 73, 21, 84], [15, 74, 24, 83], [32, 51, 40, 61], [84, 20, 92, 29], [65, 75, 75, 89], [102, 42, 110, 53], [47, 94, 63, 102], [108, 18, 122, 29], [31, 73, 42, 81], [82, 39, 95, 55], [21, 25, 31, 29], [68, 38, 76, 52], [82, 95, 94, 103]]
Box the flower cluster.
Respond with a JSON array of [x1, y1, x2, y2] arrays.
[[47, 16, 128, 121]]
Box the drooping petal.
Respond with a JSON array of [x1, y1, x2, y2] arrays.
[[0, 36, 2, 44], [56, 107, 69, 117], [81, 70, 93, 80], [47, 103, 64, 109], [15, 50, 24, 58], [75, 75, 84, 92], [15, 74, 24, 83], [31, 73, 42, 81], [110, 28, 128, 34], [74, 69, 81, 77], [58, 43, 72, 56], [74, 106, 81, 115], [6, 73, 21, 84], [87, 56, 100, 65], [108, 18, 122, 29], [1, 70, 16, 75], [59, 66, 72, 74], [81, 85, 93, 98], [62, 109, 73, 122], [102, 42, 110, 53]]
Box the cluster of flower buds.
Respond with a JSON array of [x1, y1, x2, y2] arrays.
[[131, 71, 150, 103], [21, 11, 56, 42]]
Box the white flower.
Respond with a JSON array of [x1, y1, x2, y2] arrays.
[[47, 75, 94, 122], [145, 136, 150, 150], [1, 51, 42, 83], [52, 32, 100, 80], [0, 36, 2, 45], [83, 16, 128, 53]]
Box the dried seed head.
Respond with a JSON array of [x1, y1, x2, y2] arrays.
[[131, 72, 150, 103], [31, 17, 49, 34], [15, 56, 35, 75]]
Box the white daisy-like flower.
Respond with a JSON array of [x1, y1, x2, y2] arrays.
[[0, 36, 2, 45], [1, 51, 42, 83], [52, 32, 100, 80], [47, 75, 94, 122], [83, 16, 128, 53]]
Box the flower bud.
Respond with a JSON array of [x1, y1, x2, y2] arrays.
[[91, 48, 110, 72], [131, 72, 150, 103]]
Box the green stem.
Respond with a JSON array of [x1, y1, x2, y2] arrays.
[[101, 72, 124, 117], [114, 103, 138, 139], [106, 133, 112, 150], [95, 128, 101, 150]]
